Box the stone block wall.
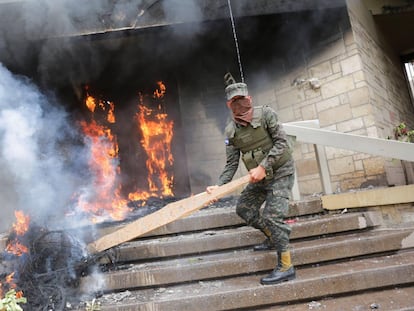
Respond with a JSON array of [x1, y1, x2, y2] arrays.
[[346, 0, 414, 187], [348, 5, 414, 137], [250, 25, 377, 195]]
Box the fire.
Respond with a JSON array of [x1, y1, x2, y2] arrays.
[[12, 211, 29, 236], [153, 81, 166, 99], [84, 91, 116, 124], [78, 117, 129, 221], [1, 211, 30, 298], [107, 101, 116, 124], [5, 211, 30, 256], [0, 273, 15, 299], [5, 241, 28, 257], [78, 89, 129, 221], [15, 290, 24, 299], [136, 97, 174, 196], [78, 81, 174, 222], [128, 82, 175, 200], [85, 95, 96, 112], [5, 273, 15, 289]]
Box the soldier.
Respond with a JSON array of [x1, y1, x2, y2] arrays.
[[206, 74, 296, 285]]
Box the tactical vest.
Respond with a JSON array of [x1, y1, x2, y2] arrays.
[[225, 106, 280, 172], [225, 106, 293, 174]]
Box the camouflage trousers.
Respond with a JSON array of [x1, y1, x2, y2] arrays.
[[236, 174, 294, 252]]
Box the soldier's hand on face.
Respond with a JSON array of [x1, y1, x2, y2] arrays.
[[206, 185, 219, 194], [249, 165, 266, 183]]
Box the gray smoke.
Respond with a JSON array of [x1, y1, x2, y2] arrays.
[[0, 63, 90, 232], [0, 0, 213, 90]]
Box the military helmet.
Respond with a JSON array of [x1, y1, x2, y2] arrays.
[[224, 72, 248, 100]]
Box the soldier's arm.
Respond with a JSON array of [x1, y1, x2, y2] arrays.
[[218, 144, 240, 185], [259, 106, 290, 169]]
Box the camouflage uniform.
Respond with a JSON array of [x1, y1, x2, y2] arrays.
[[217, 105, 295, 252]]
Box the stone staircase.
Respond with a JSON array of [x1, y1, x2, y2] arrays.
[[80, 197, 414, 310]]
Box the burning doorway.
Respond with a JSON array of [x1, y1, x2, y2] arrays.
[[76, 78, 190, 222]]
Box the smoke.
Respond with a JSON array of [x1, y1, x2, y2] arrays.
[[0, 63, 90, 232], [0, 0, 215, 92]]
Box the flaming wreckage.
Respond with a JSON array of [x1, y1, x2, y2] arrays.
[[0, 175, 249, 309], [0, 70, 252, 309]]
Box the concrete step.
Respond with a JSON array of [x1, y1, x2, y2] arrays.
[[262, 285, 414, 311], [74, 198, 324, 245], [82, 228, 414, 291], [98, 211, 382, 262], [93, 250, 414, 311]]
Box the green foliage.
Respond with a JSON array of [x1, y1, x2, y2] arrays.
[[392, 122, 414, 143], [0, 290, 27, 311], [85, 298, 101, 311]]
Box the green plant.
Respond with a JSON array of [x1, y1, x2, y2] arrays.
[[392, 122, 414, 143], [0, 290, 27, 311], [85, 298, 101, 311]]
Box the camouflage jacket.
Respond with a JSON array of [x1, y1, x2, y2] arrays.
[[218, 105, 295, 185]]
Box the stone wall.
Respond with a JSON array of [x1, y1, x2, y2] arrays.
[[348, 2, 414, 137], [266, 29, 369, 195], [346, 0, 414, 187], [250, 18, 382, 195]]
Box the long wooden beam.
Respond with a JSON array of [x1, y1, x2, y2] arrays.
[[87, 175, 250, 254]]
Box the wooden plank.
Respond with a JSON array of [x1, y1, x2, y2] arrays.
[[87, 175, 250, 253], [321, 184, 414, 210]]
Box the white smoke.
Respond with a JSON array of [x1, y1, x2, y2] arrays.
[[0, 63, 90, 232]]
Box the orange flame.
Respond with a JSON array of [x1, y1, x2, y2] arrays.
[[5, 211, 30, 256], [153, 81, 166, 99], [78, 118, 130, 221], [137, 103, 174, 196], [12, 211, 29, 236], [15, 290, 24, 299], [5, 273, 16, 289], [84, 88, 116, 124], [78, 81, 174, 221], [130, 81, 174, 198], [5, 241, 28, 257], [1, 212, 30, 297], [79, 88, 131, 221], [85, 95, 96, 112], [0, 272, 17, 298], [107, 101, 116, 124]]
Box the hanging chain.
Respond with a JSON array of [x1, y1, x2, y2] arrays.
[[227, 0, 245, 83]]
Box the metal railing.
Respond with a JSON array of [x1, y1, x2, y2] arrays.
[[283, 120, 414, 200]]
